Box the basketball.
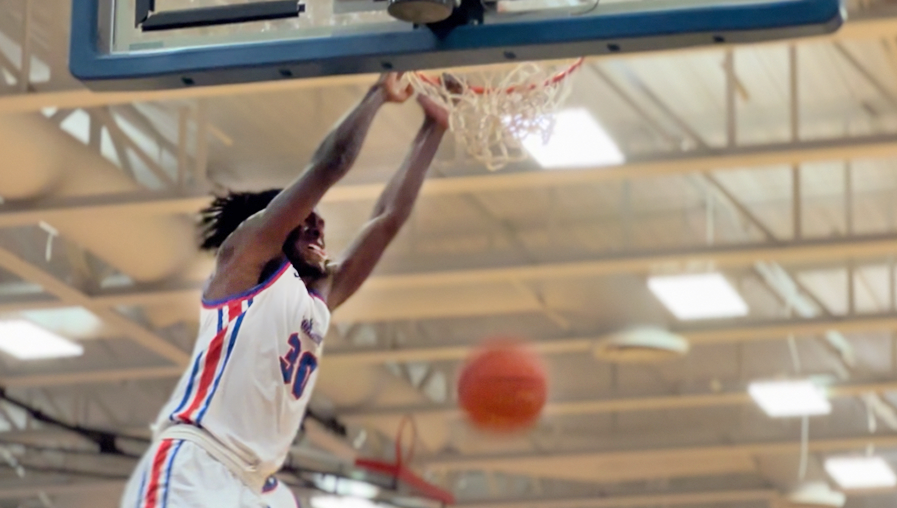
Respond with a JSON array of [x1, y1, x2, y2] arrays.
[[457, 338, 548, 432]]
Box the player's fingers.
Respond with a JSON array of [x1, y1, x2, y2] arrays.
[[443, 73, 462, 94]]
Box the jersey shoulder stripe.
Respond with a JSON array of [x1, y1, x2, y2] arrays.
[[196, 307, 249, 424], [201, 261, 291, 310], [171, 299, 252, 424]]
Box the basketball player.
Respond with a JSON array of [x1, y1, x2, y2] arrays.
[[120, 72, 449, 508]]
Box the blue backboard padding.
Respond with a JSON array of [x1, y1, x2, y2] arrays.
[[70, 0, 844, 91]]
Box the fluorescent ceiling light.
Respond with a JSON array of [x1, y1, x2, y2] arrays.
[[825, 456, 897, 489], [311, 496, 379, 508], [748, 380, 831, 418], [314, 475, 379, 499], [647, 272, 748, 320], [521, 109, 624, 169], [787, 482, 846, 507], [0, 320, 84, 360], [21, 307, 105, 340]]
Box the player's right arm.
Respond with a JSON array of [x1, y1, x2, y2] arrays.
[[215, 74, 413, 273]]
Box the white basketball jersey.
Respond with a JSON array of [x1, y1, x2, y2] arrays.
[[153, 260, 331, 477]]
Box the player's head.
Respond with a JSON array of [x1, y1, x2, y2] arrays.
[[199, 190, 328, 280], [282, 210, 328, 279]]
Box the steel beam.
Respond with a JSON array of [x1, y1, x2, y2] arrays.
[[359, 134, 897, 201], [322, 312, 897, 364], [0, 234, 895, 321], [5, 313, 897, 386], [354, 234, 897, 292], [0, 190, 213, 228], [338, 377, 897, 421], [0, 134, 894, 227], [0, 366, 184, 388], [0, 246, 188, 364], [456, 489, 779, 508], [53, 234, 897, 301], [0, 480, 123, 500], [454, 486, 897, 508], [421, 434, 897, 470]]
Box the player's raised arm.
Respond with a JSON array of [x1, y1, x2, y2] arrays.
[[220, 73, 413, 269], [325, 96, 448, 310]]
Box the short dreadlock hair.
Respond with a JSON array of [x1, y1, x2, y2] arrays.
[[199, 189, 282, 251]]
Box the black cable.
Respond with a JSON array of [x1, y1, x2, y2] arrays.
[[305, 408, 347, 437], [0, 387, 349, 457], [0, 439, 140, 459], [0, 387, 148, 456]]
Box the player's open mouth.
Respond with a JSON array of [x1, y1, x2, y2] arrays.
[[308, 244, 326, 257]]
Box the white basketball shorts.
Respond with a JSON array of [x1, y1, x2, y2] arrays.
[[120, 439, 267, 508]]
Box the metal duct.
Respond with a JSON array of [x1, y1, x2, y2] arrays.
[[0, 113, 197, 282]]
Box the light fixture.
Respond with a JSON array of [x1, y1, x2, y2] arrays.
[[748, 380, 831, 418], [786, 481, 846, 507], [593, 327, 690, 363], [20, 307, 105, 340], [647, 272, 748, 320], [0, 320, 83, 360], [824, 456, 897, 490], [521, 108, 624, 169], [311, 496, 379, 508], [313, 475, 379, 499]]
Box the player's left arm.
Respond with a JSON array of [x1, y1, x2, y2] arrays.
[[325, 98, 448, 311]]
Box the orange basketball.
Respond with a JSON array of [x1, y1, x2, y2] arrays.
[[457, 338, 547, 432]]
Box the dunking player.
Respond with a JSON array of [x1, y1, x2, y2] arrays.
[[120, 73, 448, 508]]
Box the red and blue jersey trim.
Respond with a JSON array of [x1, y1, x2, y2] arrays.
[[196, 307, 248, 424], [201, 260, 290, 310], [170, 299, 252, 424], [308, 288, 325, 304]]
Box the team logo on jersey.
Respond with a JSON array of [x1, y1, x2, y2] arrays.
[[302, 318, 324, 345]]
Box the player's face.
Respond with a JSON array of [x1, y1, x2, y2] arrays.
[[290, 211, 328, 275]]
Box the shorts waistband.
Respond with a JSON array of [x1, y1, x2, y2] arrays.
[[158, 425, 267, 494]]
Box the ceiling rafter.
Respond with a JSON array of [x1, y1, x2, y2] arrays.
[[3, 312, 897, 387], [0, 245, 188, 364], [0, 131, 892, 230], [421, 434, 897, 470], [339, 377, 897, 421]]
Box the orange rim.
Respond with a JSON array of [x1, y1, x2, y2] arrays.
[[415, 57, 585, 94]]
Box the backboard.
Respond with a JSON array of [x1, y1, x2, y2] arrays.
[[70, 0, 845, 91]]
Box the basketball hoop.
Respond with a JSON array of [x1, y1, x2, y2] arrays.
[[406, 58, 584, 171]]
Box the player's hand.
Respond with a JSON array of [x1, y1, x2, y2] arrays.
[[377, 72, 414, 103], [417, 95, 449, 130], [417, 73, 458, 129], [441, 73, 464, 96]]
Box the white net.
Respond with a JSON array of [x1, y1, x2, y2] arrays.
[[406, 59, 583, 171]]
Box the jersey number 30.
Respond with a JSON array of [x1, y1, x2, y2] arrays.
[[280, 333, 318, 399]]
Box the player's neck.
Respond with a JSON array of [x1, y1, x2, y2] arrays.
[[281, 254, 329, 289]]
